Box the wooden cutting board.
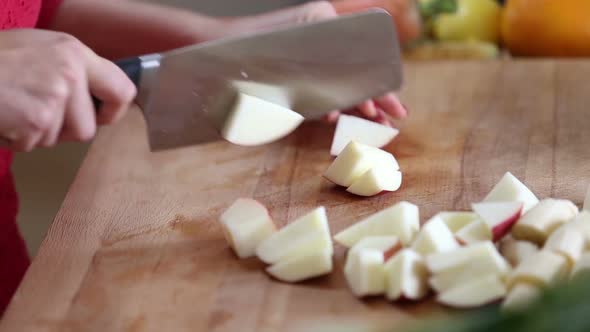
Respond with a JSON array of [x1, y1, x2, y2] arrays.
[[2, 61, 590, 332]]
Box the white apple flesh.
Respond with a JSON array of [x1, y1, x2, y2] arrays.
[[324, 141, 399, 188], [508, 250, 569, 289], [219, 198, 276, 258], [347, 236, 402, 259], [498, 236, 539, 267], [221, 93, 303, 146], [435, 211, 480, 233], [437, 275, 507, 308], [512, 199, 579, 245], [543, 225, 585, 268], [471, 201, 523, 241], [411, 216, 459, 255], [455, 219, 493, 245], [501, 283, 541, 312], [429, 258, 510, 293], [571, 252, 590, 280], [334, 201, 419, 247], [346, 168, 402, 197], [256, 207, 331, 264], [483, 172, 539, 213], [384, 249, 429, 301], [425, 241, 510, 275], [266, 248, 333, 282], [568, 211, 590, 247], [330, 114, 399, 156]]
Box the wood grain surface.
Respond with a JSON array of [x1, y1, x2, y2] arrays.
[[2, 61, 589, 332]]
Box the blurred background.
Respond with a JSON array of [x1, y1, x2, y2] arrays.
[[18, 0, 588, 255]]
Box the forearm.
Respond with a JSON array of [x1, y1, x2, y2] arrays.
[[48, 0, 223, 59]]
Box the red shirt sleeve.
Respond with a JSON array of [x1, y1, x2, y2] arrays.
[[36, 0, 64, 29]]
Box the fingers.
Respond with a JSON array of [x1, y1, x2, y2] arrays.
[[375, 93, 408, 119], [358, 100, 377, 118], [88, 57, 136, 125], [60, 69, 96, 142], [324, 110, 340, 123]]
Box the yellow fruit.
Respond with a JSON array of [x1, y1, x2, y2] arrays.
[[433, 0, 501, 43]]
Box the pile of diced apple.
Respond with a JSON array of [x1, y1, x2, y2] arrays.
[[324, 141, 402, 197], [219, 199, 333, 282]]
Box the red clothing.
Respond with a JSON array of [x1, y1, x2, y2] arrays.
[[0, 0, 63, 316]]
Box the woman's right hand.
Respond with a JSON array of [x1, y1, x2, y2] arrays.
[[0, 29, 136, 151]]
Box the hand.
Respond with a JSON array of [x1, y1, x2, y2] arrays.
[[219, 1, 409, 126], [0, 30, 136, 151]]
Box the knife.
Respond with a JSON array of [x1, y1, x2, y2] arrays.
[[96, 9, 403, 151]]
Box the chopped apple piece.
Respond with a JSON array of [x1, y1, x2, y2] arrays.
[[585, 184, 590, 211], [499, 236, 539, 267], [501, 283, 541, 312], [435, 211, 480, 233], [256, 207, 331, 264], [334, 201, 419, 247], [508, 250, 569, 289], [266, 248, 333, 282], [437, 275, 507, 308], [425, 241, 510, 275], [344, 250, 389, 297], [384, 249, 429, 301], [324, 141, 399, 187], [483, 172, 539, 213], [346, 168, 402, 197], [571, 252, 590, 280], [568, 211, 590, 246], [455, 219, 493, 245], [411, 216, 459, 255], [543, 225, 585, 267], [472, 201, 523, 241], [221, 92, 303, 146], [429, 258, 509, 293], [219, 198, 276, 258], [347, 236, 402, 260], [330, 114, 399, 156], [512, 199, 579, 245]]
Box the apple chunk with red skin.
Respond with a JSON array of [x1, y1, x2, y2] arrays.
[[330, 114, 399, 156], [471, 201, 523, 241], [221, 92, 303, 146], [219, 198, 276, 258], [344, 236, 402, 297], [483, 172, 539, 213]]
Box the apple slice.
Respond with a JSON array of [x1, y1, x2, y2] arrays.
[[425, 241, 510, 275], [483, 172, 539, 213], [334, 201, 419, 247], [508, 250, 569, 289], [498, 236, 539, 267], [435, 211, 480, 233], [330, 114, 399, 156], [568, 211, 590, 246], [571, 252, 590, 280], [221, 92, 303, 146], [543, 225, 585, 268], [346, 168, 402, 197], [384, 249, 429, 301], [266, 248, 333, 283], [429, 258, 510, 293], [455, 219, 493, 245], [585, 184, 590, 212], [219, 198, 276, 258], [501, 283, 541, 312], [411, 216, 459, 255], [472, 201, 523, 241], [437, 275, 507, 308], [512, 199, 579, 246], [324, 141, 399, 187], [256, 207, 331, 264], [344, 236, 402, 297]]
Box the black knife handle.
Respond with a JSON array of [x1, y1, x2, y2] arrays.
[[92, 56, 142, 110]]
